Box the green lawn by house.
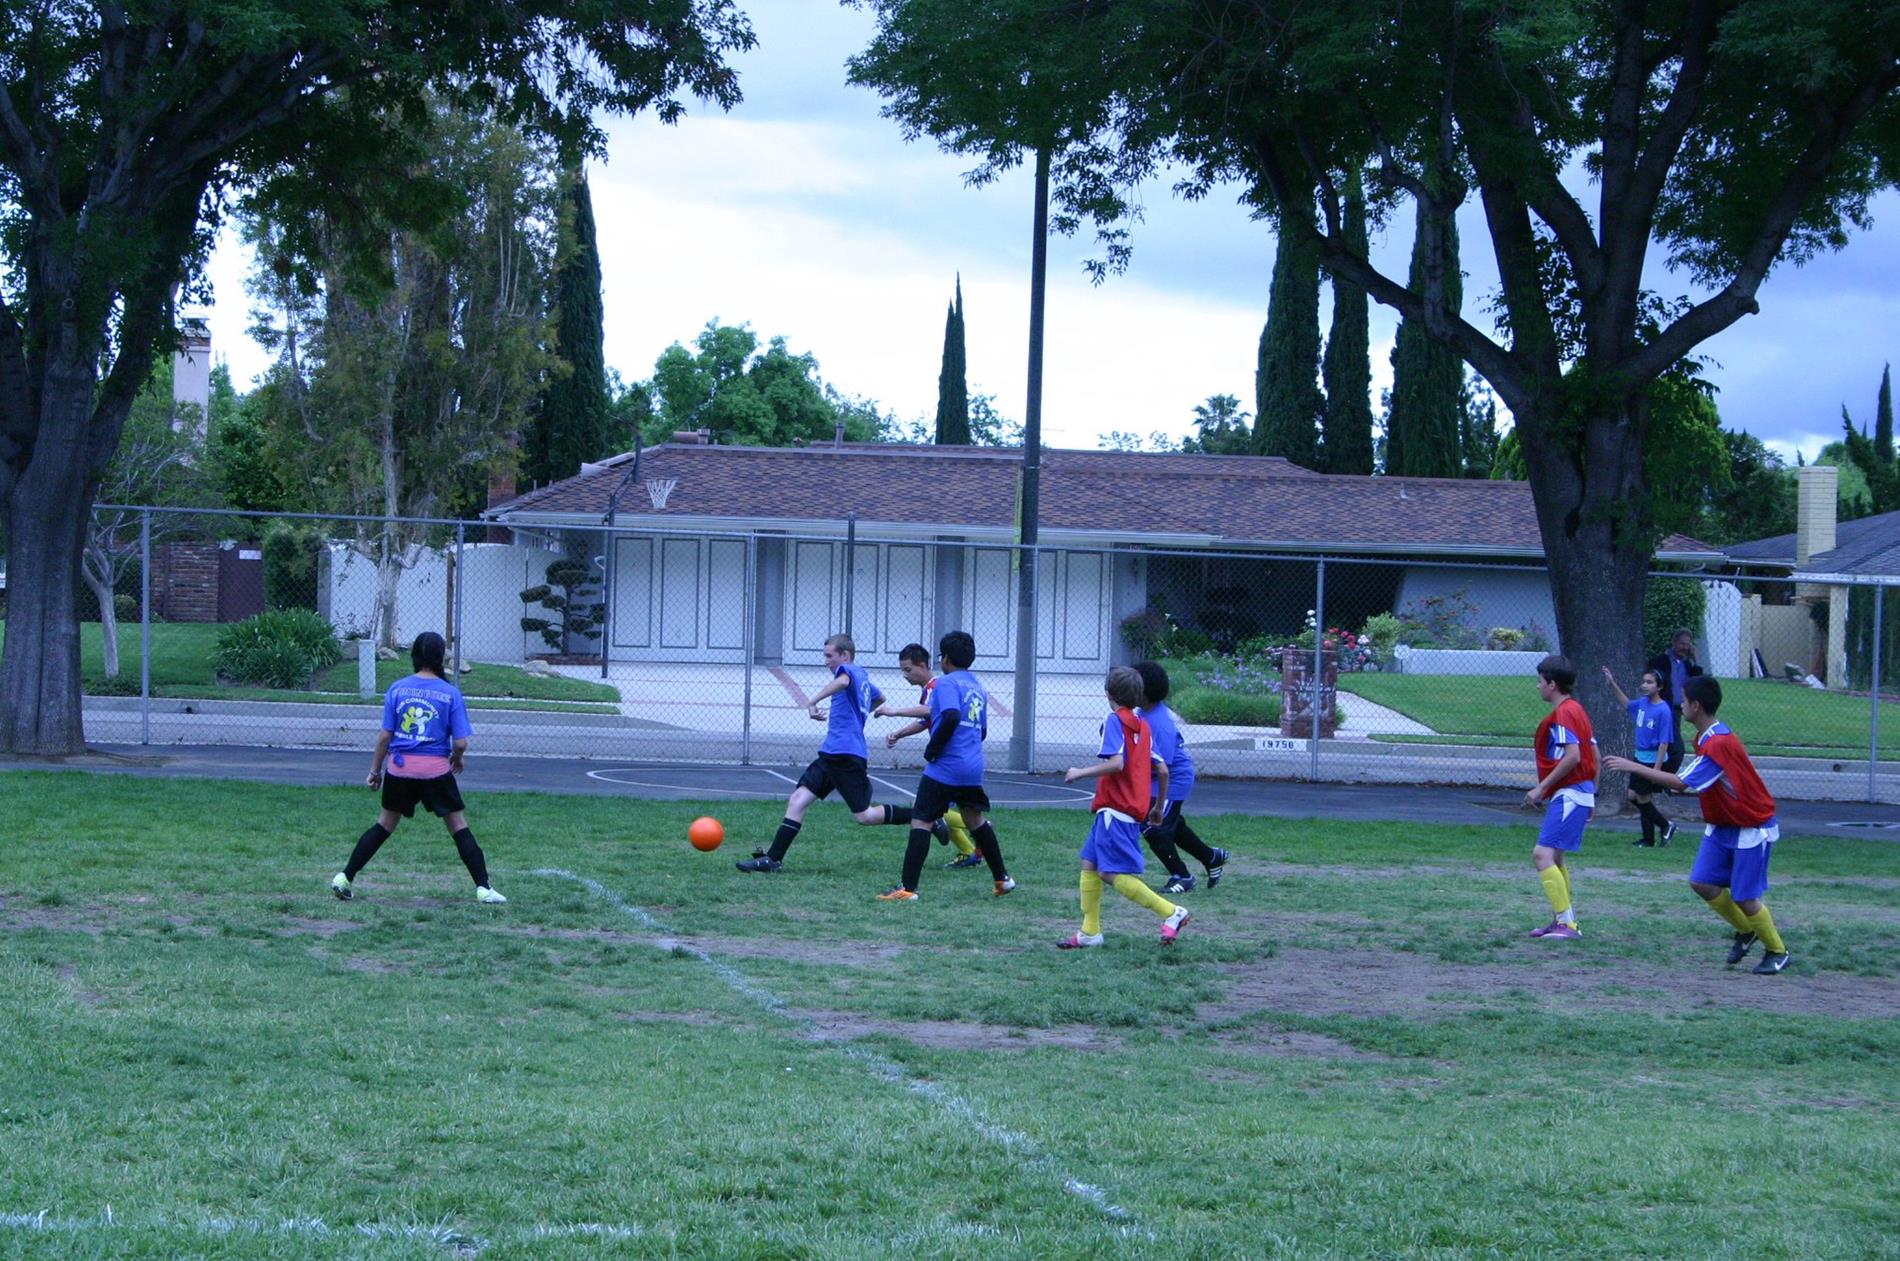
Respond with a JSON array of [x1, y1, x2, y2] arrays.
[[0, 621, 619, 710], [1340, 673, 1897, 754]]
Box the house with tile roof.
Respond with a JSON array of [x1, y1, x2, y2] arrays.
[[484, 440, 1721, 673]]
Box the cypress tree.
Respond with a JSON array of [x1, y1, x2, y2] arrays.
[[934, 276, 971, 444], [1253, 212, 1324, 467], [1878, 363, 1894, 464], [1841, 362, 1900, 512], [527, 168, 610, 484], [1320, 173, 1373, 474], [1385, 197, 1464, 478]]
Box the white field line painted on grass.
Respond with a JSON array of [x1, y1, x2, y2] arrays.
[[1, 1209, 642, 1248], [535, 866, 1139, 1226]]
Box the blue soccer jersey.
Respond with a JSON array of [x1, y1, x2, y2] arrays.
[[1139, 702, 1196, 802], [818, 661, 882, 758], [1627, 696, 1672, 764], [924, 669, 988, 785], [382, 674, 472, 759]]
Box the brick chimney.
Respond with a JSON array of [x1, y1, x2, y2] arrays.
[[1795, 465, 1838, 566], [485, 466, 515, 544]]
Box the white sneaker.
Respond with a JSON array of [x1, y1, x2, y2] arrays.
[[475, 886, 507, 905], [331, 873, 353, 901], [1056, 931, 1104, 949]]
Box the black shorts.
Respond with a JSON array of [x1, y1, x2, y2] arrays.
[[382, 772, 465, 819], [1143, 798, 1184, 838], [797, 754, 874, 813], [913, 775, 989, 822]]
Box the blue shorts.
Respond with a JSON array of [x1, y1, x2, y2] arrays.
[[1689, 824, 1778, 903], [1080, 811, 1146, 876], [1536, 795, 1592, 852]]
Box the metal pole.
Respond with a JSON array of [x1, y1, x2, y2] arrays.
[[1310, 558, 1325, 783], [741, 533, 757, 765], [601, 525, 613, 680], [452, 522, 465, 680], [1871, 585, 1884, 804], [139, 509, 151, 746], [1009, 144, 1051, 773], [844, 512, 857, 638]]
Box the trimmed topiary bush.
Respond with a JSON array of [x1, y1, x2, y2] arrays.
[[214, 608, 343, 689]]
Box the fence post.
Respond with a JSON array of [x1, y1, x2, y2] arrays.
[[742, 533, 757, 765], [452, 522, 465, 681], [600, 525, 613, 680], [1310, 558, 1325, 783], [1871, 586, 1884, 805], [844, 513, 857, 639], [139, 508, 152, 746]]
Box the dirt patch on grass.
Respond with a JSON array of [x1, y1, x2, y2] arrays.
[[0, 897, 108, 936], [497, 922, 906, 967], [273, 916, 363, 939], [1213, 1024, 1399, 1061], [1202, 947, 1900, 1022], [793, 1008, 1123, 1053], [55, 963, 106, 1006]]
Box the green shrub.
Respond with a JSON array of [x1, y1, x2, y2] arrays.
[[1643, 576, 1707, 657], [262, 522, 328, 612], [1359, 612, 1403, 658], [1157, 625, 1214, 657], [1119, 609, 1169, 659], [112, 592, 139, 622], [213, 609, 343, 689]]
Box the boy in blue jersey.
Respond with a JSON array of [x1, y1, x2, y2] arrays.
[[877, 642, 984, 868], [1602, 665, 1678, 847], [1133, 661, 1232, 894], [737, 633, 919, 872], [330, 631, 504, 904], [879, 631, 1014, 901]]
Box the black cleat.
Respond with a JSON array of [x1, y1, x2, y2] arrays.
[[736, 857, 782, 873], [1660, 821, 1677, 846], [1753, 951, 1791, 975], [1726, 930, 1758, 967], [1204, 848, 1230, 888], [1163, 872, 1196, 895]]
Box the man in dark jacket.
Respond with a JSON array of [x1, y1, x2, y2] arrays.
[[1646, 628, 1704, 772]]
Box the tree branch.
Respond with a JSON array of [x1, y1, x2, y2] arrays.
[[0, 82, 60, 219], [1628, 56, 1900, 381]]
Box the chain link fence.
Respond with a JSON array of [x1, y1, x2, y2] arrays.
[[65, 505, 1898, 804]]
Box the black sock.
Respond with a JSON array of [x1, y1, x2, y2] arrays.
[[970, 822, 1007, 881], [452, 827, 490, 887], [344, 824, 391, 881], [900, 825, 933, 891], [1172, 817, 1218, 866], [1640, 801, 1670, 837], [1143, 820, 1192, 879], [767, 818, 802, 862], [881, 803, 914, 827]]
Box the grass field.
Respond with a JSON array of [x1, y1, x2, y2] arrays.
[[1342, 674, 1898, 754], [4, 773, 1899, 1258], [0, 622, 621, 711]]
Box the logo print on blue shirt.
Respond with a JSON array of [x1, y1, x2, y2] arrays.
[[397, 699, 440, 735]]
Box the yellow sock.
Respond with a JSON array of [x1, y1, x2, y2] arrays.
[[1707, 891, 1753, 933], [945, 809, 976, 856], [1080, 870, 1104, 936], [1560, 865, 1574, 901], [1748, 904, 1787, 954], [1111, 873, 1177, 918], [1538, 866, 1571, 917]]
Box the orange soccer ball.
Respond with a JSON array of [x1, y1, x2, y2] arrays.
[[688, 816, 725, 852]]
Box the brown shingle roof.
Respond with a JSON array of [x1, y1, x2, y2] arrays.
[[490, 442, 1719, 558]]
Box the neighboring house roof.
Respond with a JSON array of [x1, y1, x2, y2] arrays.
[[489, 442, 1721, 561], [1722, 507, 1900, 575]]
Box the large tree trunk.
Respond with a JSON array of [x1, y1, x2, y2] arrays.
[[0, 370, 101, 754], [1521, 399, 1652, 813]]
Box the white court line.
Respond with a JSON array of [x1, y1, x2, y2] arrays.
[[759, 768, 800, 786], [868, 772, 913, 796], [583, 769, 783, 797], [534, 867, 1139, 1227]]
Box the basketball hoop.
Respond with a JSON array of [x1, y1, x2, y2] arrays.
[[646, 478, 678, 509]]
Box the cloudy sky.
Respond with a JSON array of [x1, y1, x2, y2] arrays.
[[203, 1, 1900, 462]]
